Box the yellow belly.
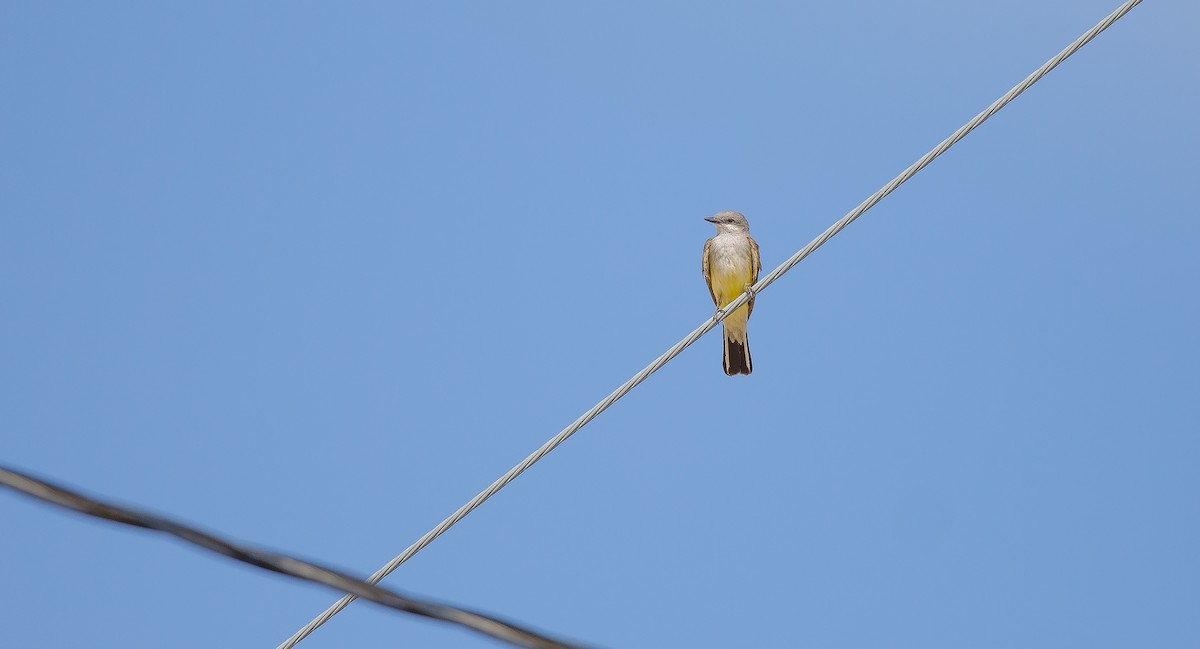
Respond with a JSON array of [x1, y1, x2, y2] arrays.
[[712, 265, 753, 310]]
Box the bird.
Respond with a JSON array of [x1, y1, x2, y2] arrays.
[[702, 211, 761, 375]]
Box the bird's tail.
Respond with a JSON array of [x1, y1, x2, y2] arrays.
[[723, 333, 752, 376]]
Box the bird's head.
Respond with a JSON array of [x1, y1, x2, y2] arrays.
[[704, 211, 750, 233]]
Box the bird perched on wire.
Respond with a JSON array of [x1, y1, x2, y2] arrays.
[[702, 211, 761, 375]]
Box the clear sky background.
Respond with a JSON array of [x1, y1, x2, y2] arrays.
[[3, 1, 1197, 648]]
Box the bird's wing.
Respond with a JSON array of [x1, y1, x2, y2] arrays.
[[747, 236, 761, 317], [702, 238, 718, 307]]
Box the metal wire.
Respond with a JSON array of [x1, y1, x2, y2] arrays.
[[280, 1, 1145, 646], [0, 466, 592, 649]]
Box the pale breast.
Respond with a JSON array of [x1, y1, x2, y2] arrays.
[[707, 234, 754, 303], [710, 234, 752, 275]]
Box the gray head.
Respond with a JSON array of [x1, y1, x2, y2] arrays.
[[704, 211, 750, 234]]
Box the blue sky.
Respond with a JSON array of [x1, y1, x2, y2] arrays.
[[3, 1, 1198, 647]]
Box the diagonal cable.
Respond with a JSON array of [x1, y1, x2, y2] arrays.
[[0, 466, 592, 649], [279, 1, 1144, 646]]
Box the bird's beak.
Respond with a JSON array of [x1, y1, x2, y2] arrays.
[[704, 216, 718, 223]]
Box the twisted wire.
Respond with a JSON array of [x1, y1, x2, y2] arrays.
[[279, 1, 1144, 646], [0, 466, 590, 649]]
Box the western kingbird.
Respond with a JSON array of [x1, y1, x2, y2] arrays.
[[702, 211, 761, 376]]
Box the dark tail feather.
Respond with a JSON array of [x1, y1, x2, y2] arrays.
[[723, 337, 752, 376]]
